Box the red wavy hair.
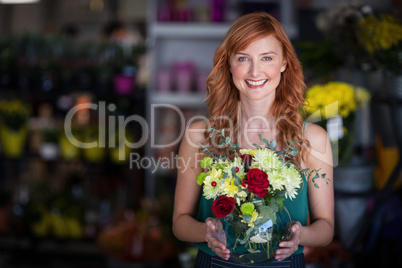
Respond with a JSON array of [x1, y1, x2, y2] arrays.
[[204, 12, 309, 164]]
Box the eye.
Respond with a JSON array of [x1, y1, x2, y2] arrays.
[[238, 57, 248, 62], [262, 56, 272, 61]]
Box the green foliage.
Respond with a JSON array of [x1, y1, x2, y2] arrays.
[[196, 172, 207, 185]]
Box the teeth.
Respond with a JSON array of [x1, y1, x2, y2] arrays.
[[246, 80, 267, 86]]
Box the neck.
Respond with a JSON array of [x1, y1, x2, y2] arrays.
[[238, 98, 277, 145], [239, 98, 275, 129]]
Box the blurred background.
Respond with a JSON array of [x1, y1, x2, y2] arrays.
[[0, 0, 401, 267]]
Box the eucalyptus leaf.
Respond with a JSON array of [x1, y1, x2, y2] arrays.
[[234, 176, 242, 186], [225, 214, 233, 222], [256, 205, 276, 225], [311, 172, 319, 181], [252, 143, 262, 149], [242, 214, 252, 223], [288, 140, 298, 145], [269, 140, 277, 150], [289, 145, 298, 151], [275, 151, 284, 156], [301, 168, 309, 174]]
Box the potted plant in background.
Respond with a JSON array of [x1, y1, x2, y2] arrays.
[[0, 99, 30, 158], [112, 41, 146, 95], [314, 2, 387, 93], [59, 127, 81, 161], [315, 2, 374, 71], [82, 126, 106, 163], [304, 81, 371, 167], [356, 13, 402, 97], [109, 127, 133, 164], [39, 127, 59, 161]]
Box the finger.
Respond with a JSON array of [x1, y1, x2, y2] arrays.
[[275, 249, 291, 261], [278, 240, 295, 248], [291, 224, 300, 233], [213, 246, 230, 260], [218, 250, 230, 260], [211, 240, 227, 251], [206, 220, 215, 230]]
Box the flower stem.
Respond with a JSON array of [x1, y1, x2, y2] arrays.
[[233, 234, 240, 249]]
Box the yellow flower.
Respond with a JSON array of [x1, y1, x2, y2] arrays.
[[305, 82, 361, 120], [221, 178, 239, 198], [252, 148, 281, 172], [239, 149, 258, 156], [241, 210, 260, 228], [203, 168, 222, 199], [358, 14, 402, 54]]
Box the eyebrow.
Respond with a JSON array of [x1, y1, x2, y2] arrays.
[[235, 51, 278, 56]]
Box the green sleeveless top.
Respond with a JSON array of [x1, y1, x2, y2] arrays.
[[195, 174, 308, 257]]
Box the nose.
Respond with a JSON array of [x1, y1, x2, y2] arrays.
[[249, 60, 262, 77]]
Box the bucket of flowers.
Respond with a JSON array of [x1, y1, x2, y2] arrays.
[[196, 128, 328, 264], [0, 99, 30, 158]]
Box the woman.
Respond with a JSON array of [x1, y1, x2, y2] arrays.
[[172, 12, 334, 267]]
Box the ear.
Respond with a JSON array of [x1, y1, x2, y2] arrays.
[[280, 60, 287, 72]]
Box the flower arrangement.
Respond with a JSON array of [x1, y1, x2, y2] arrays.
[[197, 129, 328, 264], [304, 81, 370, 166], [357, 13, 402, 75]]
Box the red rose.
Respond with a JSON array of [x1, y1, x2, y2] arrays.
[[242, 168, 269, 198], [241, 154, 253, 171], [240, 154, 253, 165], [212, 196, 235, 218]]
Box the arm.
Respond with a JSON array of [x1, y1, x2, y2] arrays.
[[172, 121, 207, 242], [299, 123, 334, 247], [275, 123, 334, 260], [172, 121, 231, 260]]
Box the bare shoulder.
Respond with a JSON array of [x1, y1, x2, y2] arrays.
[[303, 123, 329, 150], [302, 123, 333, 169], [184, 120, 208, 146]]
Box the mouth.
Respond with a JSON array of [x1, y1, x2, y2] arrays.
[[245, 79, 268, 86]]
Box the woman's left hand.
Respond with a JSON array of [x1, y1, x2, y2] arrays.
[[275, 221, 301, 261]]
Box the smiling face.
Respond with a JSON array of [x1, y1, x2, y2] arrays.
[[229, 35, 287, 102]]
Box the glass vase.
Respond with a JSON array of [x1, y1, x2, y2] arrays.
[[223, 206, 291, 265]]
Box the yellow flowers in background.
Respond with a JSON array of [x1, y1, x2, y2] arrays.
[[0, 99, 30, 130], [357, 13, 402, 75], [0, 99, 30, 158], [358, 14, 402, 54], [304, 81, 371, 167], [305, 81, 370, 120]]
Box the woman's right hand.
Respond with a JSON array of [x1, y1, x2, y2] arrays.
[[205, 217, 230, 260]]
